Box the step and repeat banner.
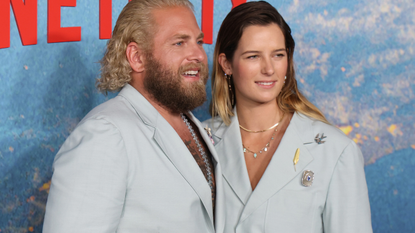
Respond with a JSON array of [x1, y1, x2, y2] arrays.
[[1, 0, 414, 232]]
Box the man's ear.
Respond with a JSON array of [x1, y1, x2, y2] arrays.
[[126, 42, 145, 73], [218, 53, 232, 75]]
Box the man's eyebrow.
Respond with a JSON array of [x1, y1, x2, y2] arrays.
[[172, 34, 191, 40], [197, 32, 204, 40]]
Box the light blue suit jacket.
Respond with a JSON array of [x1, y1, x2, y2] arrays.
[[43, 84, 225, 233], [203, 111, 372, 233]]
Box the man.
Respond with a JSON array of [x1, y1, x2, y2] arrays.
[[43, 0, 225, 232]]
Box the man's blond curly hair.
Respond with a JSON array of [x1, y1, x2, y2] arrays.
[[97, 0, 194, 93]]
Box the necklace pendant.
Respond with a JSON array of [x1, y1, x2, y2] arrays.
[[241, 112, 286, 159]]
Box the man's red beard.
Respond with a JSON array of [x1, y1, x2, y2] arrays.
[[143, 53, 209, 114]]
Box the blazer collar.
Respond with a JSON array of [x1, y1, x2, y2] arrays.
[[213, 110, 253, 205], [118, 85, 221, 229], [240, 112, 315, 222], [118, 84, 160, 128]]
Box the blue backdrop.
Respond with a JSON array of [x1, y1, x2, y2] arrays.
[[1, 0, 414, 232]]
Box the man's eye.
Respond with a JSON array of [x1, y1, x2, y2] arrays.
[[197, 40, 204, 45], [247, 55, 258, 59], [175, 42, 183, 46]]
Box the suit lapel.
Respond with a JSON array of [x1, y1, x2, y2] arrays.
[[239, 112, 315, 222], [152, 114, 215, 226], [119, 85, 215, 227], [213, 112, 253, 205], [188, 113, 225, 232]]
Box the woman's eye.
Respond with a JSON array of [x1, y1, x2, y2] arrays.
[[275, 53, 285, 57]]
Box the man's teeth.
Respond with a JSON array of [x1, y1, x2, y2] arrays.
[[257, 82, 274, 85], [183, 70, 199, 76]]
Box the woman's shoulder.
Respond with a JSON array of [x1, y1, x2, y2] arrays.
[[293, 112, 353, 147], [293, 112, 363, 166]]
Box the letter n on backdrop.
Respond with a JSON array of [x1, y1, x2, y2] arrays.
[[0, 0, 37, 49]]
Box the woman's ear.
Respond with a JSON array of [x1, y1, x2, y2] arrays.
[[218, 53, 232, 75], [126, 42, 145, 73]]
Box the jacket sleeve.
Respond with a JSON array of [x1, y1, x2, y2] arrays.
[[43, 117, 129, 233], [323, 140, 373, 233]]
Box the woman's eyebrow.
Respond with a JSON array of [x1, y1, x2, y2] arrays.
[[241, 48, 286, 55]]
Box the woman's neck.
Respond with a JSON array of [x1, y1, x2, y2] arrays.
[[236, 100, 284, 131]]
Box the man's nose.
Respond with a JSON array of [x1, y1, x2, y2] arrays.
[[187, 42, 207, 63]]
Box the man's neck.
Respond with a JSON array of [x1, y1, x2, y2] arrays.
[[129, 79, 189, 135], [145, 93, 186, 130]]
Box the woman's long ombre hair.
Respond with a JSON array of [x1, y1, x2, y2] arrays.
[[210, 1, 329, 125]]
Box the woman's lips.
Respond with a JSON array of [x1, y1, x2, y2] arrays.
[[255, 81, 276, 88]]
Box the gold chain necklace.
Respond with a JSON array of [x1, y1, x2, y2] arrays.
[[239, 122, 279, 133], [242, 112, 285, 158], [239, 112, 285, 133]]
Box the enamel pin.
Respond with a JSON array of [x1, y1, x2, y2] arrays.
[[204, 126, 215, 145], [303, 133, 327, 145], [293, 148, 300, 171], [301, 170, 314, 187], [314, 133, 327, 144]]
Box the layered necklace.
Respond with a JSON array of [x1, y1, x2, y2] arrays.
[[240, 112, 285, 158]]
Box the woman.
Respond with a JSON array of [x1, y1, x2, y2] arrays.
[[204, 1, 372, 232]]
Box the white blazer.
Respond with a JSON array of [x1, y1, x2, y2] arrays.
[[203, 111, 372, 233], [43, 84, 225, 233]]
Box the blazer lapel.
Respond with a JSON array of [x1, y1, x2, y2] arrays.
[[239, 112, 315, 222], [213, 112, 253, 205], [152, 114, 215, 226], [119, 85, 215, 227], [188, 112, 225, 232]]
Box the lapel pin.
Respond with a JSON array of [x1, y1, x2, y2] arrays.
[[314, 133, 327, 144], [204, 126, 215, 145], [301, 170, 314, 187], [293, 148, 300, 171]]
